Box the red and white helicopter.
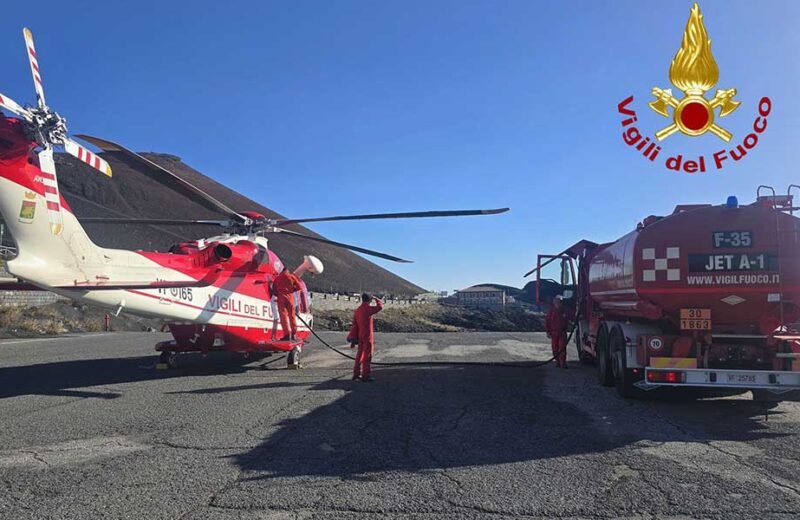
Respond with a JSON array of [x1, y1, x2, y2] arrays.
[[0, 28, 508, 368]]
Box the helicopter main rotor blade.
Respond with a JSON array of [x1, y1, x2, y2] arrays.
[[79, 217, 232, 227], [22, 28, 46, 108], [75, 135, 247, 222], [274, 208, 509, 226], [275, 228, 412, 263]]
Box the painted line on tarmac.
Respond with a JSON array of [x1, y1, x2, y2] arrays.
[[0, 332, 116, 346]]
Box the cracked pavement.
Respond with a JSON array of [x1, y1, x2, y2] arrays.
[[1, 331, 799, 519]]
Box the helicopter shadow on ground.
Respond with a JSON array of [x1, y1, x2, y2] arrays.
[[0, 350, 273, 399], [233, 362, 788, 480]]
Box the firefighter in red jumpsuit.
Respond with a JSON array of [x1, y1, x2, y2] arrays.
[[545, 295, 573, 369], [272, 267, 303, 341], [348, 293, 384, 382]]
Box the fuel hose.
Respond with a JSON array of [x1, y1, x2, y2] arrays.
[[296, 311, 579, 369]]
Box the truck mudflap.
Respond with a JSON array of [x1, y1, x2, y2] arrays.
[[638, 368, 800, 394]]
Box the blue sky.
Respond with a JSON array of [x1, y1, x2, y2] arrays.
[[2, 1, 799, 292]]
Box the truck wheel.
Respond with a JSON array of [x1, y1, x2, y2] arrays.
[[610, 327, 638, 398], [596, 325, 613, 386]]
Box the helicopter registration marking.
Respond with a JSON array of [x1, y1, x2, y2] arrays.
[[156, 287, 193, 302]]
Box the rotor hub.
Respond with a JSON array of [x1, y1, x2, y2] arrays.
[[26, 106, 66, 147]]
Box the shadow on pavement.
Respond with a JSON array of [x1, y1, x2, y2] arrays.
[[234, 363, 788, 479], [0, 351, 272, 399], [166, 381, 311, 395]]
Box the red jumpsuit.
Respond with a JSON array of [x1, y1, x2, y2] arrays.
[[545, 304, 573, 367], [350, 299, 384, 379], [273, 270, 303, 339]]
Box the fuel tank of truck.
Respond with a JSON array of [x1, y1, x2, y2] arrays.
[[588, 201, 800, 333]]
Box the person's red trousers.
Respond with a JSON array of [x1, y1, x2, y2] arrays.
[[551, 332, 567, 367], [353, 340, 374, 379], [277, 298, 297, 338]]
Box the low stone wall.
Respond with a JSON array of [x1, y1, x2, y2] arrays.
[[0, 286, 425, 311], [0, 289, 64, 307], [309, 293, 427, 311]]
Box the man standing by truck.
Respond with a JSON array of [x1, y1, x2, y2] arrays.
[[349, 293, 384, 382], [546, 295, 573, 369]]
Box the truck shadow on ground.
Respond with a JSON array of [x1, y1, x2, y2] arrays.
[[233, 363, 789, 480]]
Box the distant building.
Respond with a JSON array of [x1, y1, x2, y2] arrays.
[[414, 292, 441, 302], [455, 285, 507, 309]]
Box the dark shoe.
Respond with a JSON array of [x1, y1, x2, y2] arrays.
[[352, 375, 360, 381], [361, 377, 374, 383], [562, 364, 569, 369], [278, 335, 290, 341], [290, 334, 297, 341]]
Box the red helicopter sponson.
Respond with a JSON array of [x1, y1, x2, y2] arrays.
[[0, 28, 509, 368]]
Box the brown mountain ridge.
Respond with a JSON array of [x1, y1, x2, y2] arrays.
[[48, 151, 424, 296]]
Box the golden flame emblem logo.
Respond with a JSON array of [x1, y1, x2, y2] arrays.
[[24, 191, 36, 200], [649, 3, 740, 141]]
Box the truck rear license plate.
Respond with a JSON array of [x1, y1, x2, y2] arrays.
[[727, 374, 757, 384], [680, 308, 711, 330]]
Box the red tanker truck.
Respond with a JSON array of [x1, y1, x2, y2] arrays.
[[527, 187, 800, 398]]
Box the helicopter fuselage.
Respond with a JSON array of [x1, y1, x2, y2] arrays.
[[0, 115, 313, 354]]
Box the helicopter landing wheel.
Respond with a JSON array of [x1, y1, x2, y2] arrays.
[[158, 351, 179, 370], [287, 346, 301, 369], [157, 351, 171, 370]]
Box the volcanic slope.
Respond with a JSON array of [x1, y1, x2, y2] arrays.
[[49, 152, 423, 296]]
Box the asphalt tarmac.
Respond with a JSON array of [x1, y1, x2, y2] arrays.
[[0, 331, 799, 519]]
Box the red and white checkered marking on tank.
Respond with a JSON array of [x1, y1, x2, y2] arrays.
[[642, 246, 681, 282]]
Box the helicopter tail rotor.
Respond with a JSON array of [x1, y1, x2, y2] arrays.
[[0, 28, 114, 189], [22, 28, 46, 108], [63, 137, 113, 177], [0, 93, 32, 121]]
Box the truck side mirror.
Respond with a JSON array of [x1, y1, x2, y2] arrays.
[[560, 259, 571, 286]]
